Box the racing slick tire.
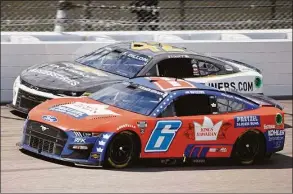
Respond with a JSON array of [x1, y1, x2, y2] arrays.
[[232, 130, 266, 165], [104, 131, 140, 169]]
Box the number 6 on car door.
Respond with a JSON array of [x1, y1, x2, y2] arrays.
[[145, 120, 182, 152]]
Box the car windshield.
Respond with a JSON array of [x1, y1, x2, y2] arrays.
[[89, 82, 166, 116], [75, 49, 150, 78]]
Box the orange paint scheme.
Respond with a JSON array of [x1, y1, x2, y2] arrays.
[[29, 95, 284, 159]]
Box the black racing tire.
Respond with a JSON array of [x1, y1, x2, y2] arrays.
[[104, 131, 139, 169], [232, 130, 266, 165]]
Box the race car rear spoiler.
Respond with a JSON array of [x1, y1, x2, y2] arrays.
[[241, 93, 284, 110]]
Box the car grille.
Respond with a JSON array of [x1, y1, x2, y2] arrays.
[[23, 121, 68, 155], [21, 79, 84, 96], [16, 89, 50, 111]]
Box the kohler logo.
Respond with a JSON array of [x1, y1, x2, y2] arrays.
[[40, 125, 49, 131]]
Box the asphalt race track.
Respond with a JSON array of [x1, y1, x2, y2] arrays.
[[1, 101, 292, 193]]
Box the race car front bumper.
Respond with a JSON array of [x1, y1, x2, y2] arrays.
[[18, 119, 115, 167], [11, 76, 63, 114]]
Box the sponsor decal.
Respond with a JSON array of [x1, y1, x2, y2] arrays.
[[254, 77, 262, 88], [137, 121, 148, 134], [268, 129, 285, 137], [102, 134, 111, 140], [51, 63, 108, 77], [234, 115, 260, 128], [96, 147, 104, 153], [93, 133, 113, 155], [116, 124, 136, 131], [208, 81, 254, 92], [194, 117, 223, 141], [185, 121, 231, 140], [74, 137, 86, 143], [72, 131, 92, 137], [209, 147, 227, 153], [167, 55, 189, 58], [73, 131, 83, 137], [185, 90, 205, 94], [267, 129, 285, 144], [137, 85, 165, 96], [220, 93, 234, 99], [98, 140, 106, 146], [28, 68, 80, 86], [90, 153, 100, 159], [209, 148, 217, 152], [50, 102, 119, 119], [42, 115, 58, 122], [122, 52, 149, 62], [276, 113, 283, 125], [264, 124, 275, 130]]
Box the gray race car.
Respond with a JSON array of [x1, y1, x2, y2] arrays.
[[10, 41, 263, 114]]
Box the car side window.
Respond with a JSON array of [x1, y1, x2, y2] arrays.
[[197, 60, 220, 76], [159, 94, 213, 117], [155, 58, 196, 78], [146, 64, 159, 76], [216, 97, 244, 113]]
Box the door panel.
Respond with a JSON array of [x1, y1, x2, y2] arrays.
[[140, 114, 235, 159]]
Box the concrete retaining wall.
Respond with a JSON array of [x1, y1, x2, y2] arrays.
[[1, 29, 292, 103]]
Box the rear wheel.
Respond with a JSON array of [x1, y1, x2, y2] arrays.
[[232, 131, 265, 165], [104, 131, 139, 169]]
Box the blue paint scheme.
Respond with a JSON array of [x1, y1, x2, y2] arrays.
[[145, 120, 182, 152], [130, 77, 162, 91], [199, 147, 210, 158], [184, 144, 195, 157], [264, 129, 285, 153], [191, 147, 201, 158], [42, 115, 58, 122], [234, 115, 261, 128], [19, 124, 115, 166], [184, 144, 234, 158], [150, 89, 259, 117]]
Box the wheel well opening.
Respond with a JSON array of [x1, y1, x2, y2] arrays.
[[232, 129, 267, 154], [118, 130, 142, 155]]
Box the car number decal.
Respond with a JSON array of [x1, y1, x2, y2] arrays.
[[145, 120, 182, 152], [153, 77, 196, 91]]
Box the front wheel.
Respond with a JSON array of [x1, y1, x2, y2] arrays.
[[104, 131, 139, 169], [232, 131, 265, 165]]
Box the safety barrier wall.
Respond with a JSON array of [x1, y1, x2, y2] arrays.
[[1, 29, 292, 103]]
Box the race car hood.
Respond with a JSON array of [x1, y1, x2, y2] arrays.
[[20, 61, 126, 92], [28, 97, 144, 132]]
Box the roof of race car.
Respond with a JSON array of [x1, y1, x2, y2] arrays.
[[129, 76, 220, 93], [109, 41, 194, 57]]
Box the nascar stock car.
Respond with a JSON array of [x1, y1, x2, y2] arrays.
[[10, 41, 263, 114], [17, 77, 285, 169]]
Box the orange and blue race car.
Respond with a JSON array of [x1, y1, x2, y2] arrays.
[[18, 77, 285, 168]]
